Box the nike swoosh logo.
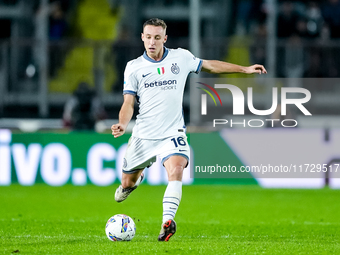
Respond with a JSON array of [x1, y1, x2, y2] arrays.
[[142, 72, 151, 78], [179, 150, 187, 152]]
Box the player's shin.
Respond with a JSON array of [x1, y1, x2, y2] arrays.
[[162, 180, 182, 223]]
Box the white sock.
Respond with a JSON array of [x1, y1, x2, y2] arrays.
[[162, 181, 182, 224]]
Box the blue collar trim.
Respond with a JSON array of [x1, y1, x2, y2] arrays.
[[143, 47, 169, 63]]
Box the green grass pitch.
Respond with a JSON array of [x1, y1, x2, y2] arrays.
[[1, 184, 340, 254]]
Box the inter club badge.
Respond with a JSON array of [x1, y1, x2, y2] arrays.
[[171, 63, 180, 74]]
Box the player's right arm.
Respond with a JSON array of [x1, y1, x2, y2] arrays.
[[111, 94, 135, 138]]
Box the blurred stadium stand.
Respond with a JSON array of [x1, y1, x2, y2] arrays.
[[0, 0, 340, 131]]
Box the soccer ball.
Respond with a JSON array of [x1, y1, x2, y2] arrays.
[[105, 214, 136, 241]]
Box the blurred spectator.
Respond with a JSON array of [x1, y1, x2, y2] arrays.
[[111, 26, 144, 93], [250, 0, 266, 25], [276, 2, 311, 78], [295, 17, 310, 38], [305, 2, 323, 38], [277, 1, 300, 38], [112, 27, 132, 93], [49, 1, 68, 40], [48, 1, 68, 77], [63, 82, 107, 131], [251, 23, 266, 65], [235, 0, 253, 35], [235, 0, 265, 35], [322, 0, 340, 39]]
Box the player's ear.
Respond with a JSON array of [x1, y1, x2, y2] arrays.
[[164, 35, 167, 43], [141, 33, 144, 41]]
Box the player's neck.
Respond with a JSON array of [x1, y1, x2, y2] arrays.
[[147, 47, 164, 62]]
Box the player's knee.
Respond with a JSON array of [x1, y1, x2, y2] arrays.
[[174, 165, 185, 173], [168, 165, 184, 178]]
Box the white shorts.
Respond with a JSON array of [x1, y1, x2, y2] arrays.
[[122, 134, 190, 173]]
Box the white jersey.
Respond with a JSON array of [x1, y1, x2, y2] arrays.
[[123, 47, 202, 139]]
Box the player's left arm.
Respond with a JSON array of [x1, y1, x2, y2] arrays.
[[201, 60, 267, 74]]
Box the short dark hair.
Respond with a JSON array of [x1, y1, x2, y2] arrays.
[[143, 18, 167, 31]]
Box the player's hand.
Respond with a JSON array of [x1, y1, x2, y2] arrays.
[[245, 64, 267, 74], [111, 123, 126, 138]]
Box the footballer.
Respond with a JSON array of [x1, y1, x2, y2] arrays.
[[111, 18, 266, 241]]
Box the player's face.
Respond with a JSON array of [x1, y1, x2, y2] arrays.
[[142, 25, 167, 61]]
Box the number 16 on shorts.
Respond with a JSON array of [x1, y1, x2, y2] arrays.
[[160, 135, 190, 165], [170, 136, 187, 147]]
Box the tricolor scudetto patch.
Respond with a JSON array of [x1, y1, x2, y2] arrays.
[[157, 67, 165, 75]]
